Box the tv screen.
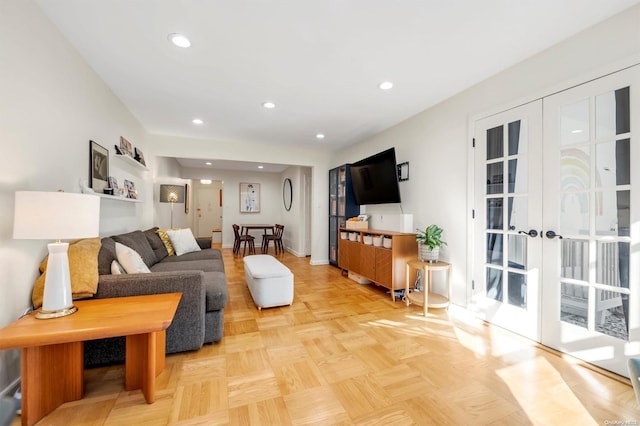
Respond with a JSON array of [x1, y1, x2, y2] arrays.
[[349, 148, 401, 205]]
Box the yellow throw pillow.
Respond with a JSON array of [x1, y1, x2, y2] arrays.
[[32, 237, 101, 309], [156, 228, 178, 256]]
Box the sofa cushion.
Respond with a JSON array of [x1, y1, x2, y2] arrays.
[[150, 259, 225, 273], [203, 271, 227, 311], [115, 242, 151, 274], [98, 237, 117, 275], [143, 227, 169, 263], [167, 228, 202, 256], [156, 228, 178, 256], [159, 248, 223, 263], [112, 231, 156, 268]]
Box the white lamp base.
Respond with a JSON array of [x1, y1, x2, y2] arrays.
[[36, 305, 78, 319], [36, 242, 77, 320]]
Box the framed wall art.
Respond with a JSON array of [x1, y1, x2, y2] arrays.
[[89, 140, 109, 192], [239, 183, 260, 213], [185, 184, 190, 213]]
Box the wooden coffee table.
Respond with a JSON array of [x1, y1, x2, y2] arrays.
[[0, 293, 181, 426]]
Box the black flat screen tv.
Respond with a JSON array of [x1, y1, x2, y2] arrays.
[[349, 147, 401, 205]]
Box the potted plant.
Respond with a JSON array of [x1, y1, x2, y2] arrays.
[[416, 224, 446, 263]]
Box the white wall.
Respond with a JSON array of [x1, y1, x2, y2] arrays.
[[0, 0, 153, 392], [332, 4, 640, 308]]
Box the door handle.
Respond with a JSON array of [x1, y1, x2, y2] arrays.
[[518, 229, 538, 238], [545, 230, 563, 239]]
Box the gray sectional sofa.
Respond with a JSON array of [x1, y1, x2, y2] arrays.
[[84, 227, 227, 367]]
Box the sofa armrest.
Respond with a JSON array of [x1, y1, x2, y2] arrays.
[[95, 271, 206, 353], [197, 238, 212, 249]]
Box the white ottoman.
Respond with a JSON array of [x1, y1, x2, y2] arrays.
[[243, 255, 294, 310]]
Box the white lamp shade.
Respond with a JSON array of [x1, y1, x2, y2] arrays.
[[13, 191, 100, 240]]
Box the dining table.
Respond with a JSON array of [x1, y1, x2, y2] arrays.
[[239, 224, 275, 256]]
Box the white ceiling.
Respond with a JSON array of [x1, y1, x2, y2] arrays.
[[37, 0, 640, 159]]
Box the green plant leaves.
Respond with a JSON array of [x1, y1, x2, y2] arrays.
[[415, 224, 446, 250]]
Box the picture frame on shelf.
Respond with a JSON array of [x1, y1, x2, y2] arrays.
[[89, 140, 109, 192], [119, 136, 133, 157], [124, 179, 137, 199], [239, 182, 260, 213], [134, 147, 146, 166], [108, 176, 119, 193]]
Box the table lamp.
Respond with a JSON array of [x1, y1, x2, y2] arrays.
[[13, 191, 100, 319], [159, 184, 185, 228]]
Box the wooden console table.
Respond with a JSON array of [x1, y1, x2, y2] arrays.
[[405, 259, 451, 315], [0, 293, 181, 426]]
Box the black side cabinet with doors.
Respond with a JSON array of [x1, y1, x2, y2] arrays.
[[329, 164, 359, 266]]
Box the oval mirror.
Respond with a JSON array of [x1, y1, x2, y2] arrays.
[[283, 178, 292, 211]]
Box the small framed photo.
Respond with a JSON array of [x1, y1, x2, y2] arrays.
[[124, 179, 137, 199], [120, 136, 133, 157], [89, 140, 109, 192], [134, 147, 146, 166], [239, 182, 260, 213], [108, 176, 119, 192]]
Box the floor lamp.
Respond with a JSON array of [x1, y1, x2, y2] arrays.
[[13, 191, 100, 319], [159, 184, 185, 228]]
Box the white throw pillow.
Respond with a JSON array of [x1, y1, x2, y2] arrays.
[[111, 259, 126, 275], [115, 242, 151, 274], [166, 228, 202, 256]]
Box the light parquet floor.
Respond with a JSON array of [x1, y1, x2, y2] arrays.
[[15, 248, 639, 425]]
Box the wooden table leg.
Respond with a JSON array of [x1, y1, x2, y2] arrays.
[[21, 342, 84, 426], [126, 331, 164, 403]]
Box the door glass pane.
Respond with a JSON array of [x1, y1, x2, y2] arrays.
[[595, 139, 630, 187], [560, 192, 589, 235], [560, 99, 589, 145], [595, 289, 628, 340], [508, 120, 528, 155], [596, 87, 630, 139], [487, 125, 504, 160], [561, 239, 588, 281], [596, 190, 630, 236], [486, 267, 502, 302], [486, 198, 503, 230], [508, 271, 526, 308], [560, 282, 588, 328], [487, 162, 503, 194], [508, 234, 527, 270], [508, 159, 528, 193], [560, 146, 590, 191], [507, 197, 528, 231], [596, 241, 629, 288], [486, 233, 503, 266]]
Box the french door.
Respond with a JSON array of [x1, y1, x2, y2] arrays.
[[473, 100, 543, 342], [473, 65, 640, 375], [541, 67, 640, 376]]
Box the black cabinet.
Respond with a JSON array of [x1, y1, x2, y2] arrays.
[[329, 164, 359, 266]]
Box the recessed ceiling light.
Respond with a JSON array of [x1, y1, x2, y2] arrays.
[[192, 118, 203, 125], [205, 162, 212, 166], [168, 33, 191, 48], [379, 81, 393, 90], [200, 179, 212, 184], [262, 101, 276, 109], [258, 165, 264, 169], [316, 133, 325, 140]]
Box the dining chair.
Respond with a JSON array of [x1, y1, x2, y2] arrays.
[[232, 224, 255, 255], [262, 224, 284, 254]]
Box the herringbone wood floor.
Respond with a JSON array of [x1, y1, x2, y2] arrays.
[[15, 247, 638, 425]]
